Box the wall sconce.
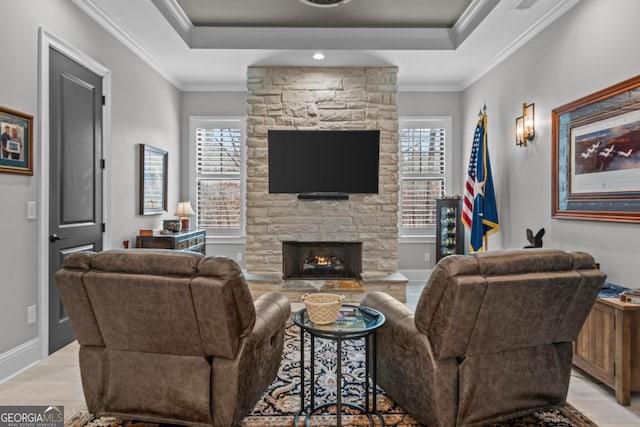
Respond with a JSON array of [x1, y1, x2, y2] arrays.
[[515, 102, 535, 147]]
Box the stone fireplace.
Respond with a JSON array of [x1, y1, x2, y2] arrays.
[[282, 241, 362, 280], [244, 66, 407, 302]]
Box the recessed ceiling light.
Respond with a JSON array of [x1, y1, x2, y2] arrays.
[[313, 52, 325, 60]]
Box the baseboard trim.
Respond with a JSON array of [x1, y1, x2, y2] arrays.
[[0, 338, 41, 383]]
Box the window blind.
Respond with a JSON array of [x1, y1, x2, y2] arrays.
[[400, 127, 446, 230], [196, 127, 242, 229]]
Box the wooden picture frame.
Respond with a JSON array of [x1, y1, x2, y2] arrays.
[[0, 106, 33, 175], [552, 74, 640, 223], [139, 144, 168, 215]]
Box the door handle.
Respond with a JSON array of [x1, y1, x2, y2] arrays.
[[49, 233, 68, 243]]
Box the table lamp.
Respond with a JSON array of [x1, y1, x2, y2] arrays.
[[174, 201, 195, 231]]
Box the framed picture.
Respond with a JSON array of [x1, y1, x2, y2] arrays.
[[0, 106, 33, 175], [139, 144, 168, 215], [552, 74, 640, 223]]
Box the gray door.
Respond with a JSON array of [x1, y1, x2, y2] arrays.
[[48, 47, 104, 354]]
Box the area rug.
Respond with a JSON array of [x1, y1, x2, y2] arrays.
[[66, 322, 597, 427]]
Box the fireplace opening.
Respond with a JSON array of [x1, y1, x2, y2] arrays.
[[283, 241, 362, 280]]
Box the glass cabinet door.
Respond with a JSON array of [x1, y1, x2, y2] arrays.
[[436, 197, 463, 262]]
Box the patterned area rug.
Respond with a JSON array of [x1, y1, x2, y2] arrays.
[[66, 322, 597, 427]]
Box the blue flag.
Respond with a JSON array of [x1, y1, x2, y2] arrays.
[[468, 110, 499, 252]]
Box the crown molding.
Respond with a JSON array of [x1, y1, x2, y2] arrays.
[[150, 0, 192, 44], [72, 0, 183, 89], [189, 26, 454, 50], [399, 83, 464, 92], [182, 82, 465, 93], [161, 0, 192, 33], [460, 0, 581, 90], [452, 0, 501, 46], [182, 82, 247, 92]]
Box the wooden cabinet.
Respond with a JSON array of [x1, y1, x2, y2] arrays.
[[135, 229, 206, 255], [435, 197, 464, 262], [573, 298, 640, 405]]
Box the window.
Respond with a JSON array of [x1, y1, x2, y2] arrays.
[[399, 117, 451, 236], [191, 118, 245, 237]]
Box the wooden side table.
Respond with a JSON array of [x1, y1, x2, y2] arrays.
[[573, 297, 640, 405], [135, 229, 206, 254]]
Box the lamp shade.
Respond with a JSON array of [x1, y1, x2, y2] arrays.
[[174, 201, 195, 217]]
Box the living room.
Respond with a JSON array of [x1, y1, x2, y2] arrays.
[[1, 0, 640, 425]]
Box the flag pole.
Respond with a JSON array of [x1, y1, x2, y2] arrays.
[[484, 103, 488, 252], [465, 104, 499, 253], [481, 101, 489, 252]]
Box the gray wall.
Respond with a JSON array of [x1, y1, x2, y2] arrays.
[[398, 92, 463, 277], [180, 92, 247, 264], [461, 0, 640, 285], [398, 92, 463, 193], [179, 92, 247, 198], [0, 0, 181, 359]]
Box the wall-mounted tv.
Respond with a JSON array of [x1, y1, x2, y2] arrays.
[[268, 130, 380, 197]]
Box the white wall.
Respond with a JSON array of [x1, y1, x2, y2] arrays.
[[462, 0, 640, 285], [0, 0, 181, 367]]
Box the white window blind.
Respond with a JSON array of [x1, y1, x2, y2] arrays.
[[400, 125, 446, 232], [196, 127, 242, 230]]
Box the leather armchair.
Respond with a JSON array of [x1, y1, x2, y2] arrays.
[[361, 249, 605, 427], [55, 249, 291, 427]]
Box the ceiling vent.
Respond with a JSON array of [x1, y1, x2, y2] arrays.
[[298, 0, 352, 8]]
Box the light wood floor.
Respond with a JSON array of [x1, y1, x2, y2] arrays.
[[1, 286, 639, 426]]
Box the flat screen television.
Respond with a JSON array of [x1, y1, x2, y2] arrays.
[[268, 130, 380, 196]]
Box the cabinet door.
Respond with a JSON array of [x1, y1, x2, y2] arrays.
[[435, 198, 463, 262], [573, 301, 615, 386], [136, 236, 174, 249]]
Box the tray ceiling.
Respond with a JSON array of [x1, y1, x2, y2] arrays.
[[176, 0, 473, 28], [72, 0, 581, 91]]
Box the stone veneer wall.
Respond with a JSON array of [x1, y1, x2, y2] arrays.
[[246, 66, 399, 278]]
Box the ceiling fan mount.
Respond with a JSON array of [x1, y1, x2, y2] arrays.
[[298, 0, 352, 8]]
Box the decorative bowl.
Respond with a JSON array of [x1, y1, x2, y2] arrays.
[[162, 219, 182, 233]]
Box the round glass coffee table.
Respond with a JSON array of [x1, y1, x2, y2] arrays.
[[292, 304, 386, 427]]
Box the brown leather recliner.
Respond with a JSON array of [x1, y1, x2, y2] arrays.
[[55, 249, 291, 427], [361, 249, 605, 427]]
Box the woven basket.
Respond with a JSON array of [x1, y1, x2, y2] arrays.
[[301, 293, 345, 324]]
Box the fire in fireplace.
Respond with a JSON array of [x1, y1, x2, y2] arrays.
[[304, 251, 344, 275], [283, 241, 362, 280]]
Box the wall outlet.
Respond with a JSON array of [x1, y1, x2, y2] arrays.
[[424, 252, 430, 262], [236, 252, 243, 262], [27, 305, 37, 325]]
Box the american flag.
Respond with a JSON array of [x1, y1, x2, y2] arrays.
[[462, 109, 499, 251], [461, 116, 482, 230]]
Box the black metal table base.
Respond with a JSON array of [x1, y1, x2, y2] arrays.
[[296, 329, 386, 427], [294, 402, 385, 427]]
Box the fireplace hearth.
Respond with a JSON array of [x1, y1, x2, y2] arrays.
[[283, 241, 362, 280]]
